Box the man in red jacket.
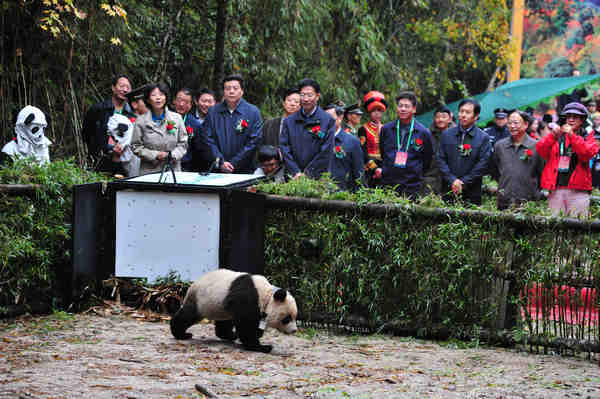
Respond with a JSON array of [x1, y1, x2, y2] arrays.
[[536, 102, 600, 217]]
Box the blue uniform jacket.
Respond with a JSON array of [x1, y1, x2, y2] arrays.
[[280, 106, 336, 178], [181, 112, 204, 170], [379, 118, 434, 195], [436, 125, 492, 202], [203, 99, 262, 173], [329, 130, 364, 191]]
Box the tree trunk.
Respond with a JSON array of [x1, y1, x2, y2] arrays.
[[153, 0, 185, 83], [213, 0, 227, 99]]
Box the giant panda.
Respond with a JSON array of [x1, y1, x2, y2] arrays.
[[170, 268, 298, 353]]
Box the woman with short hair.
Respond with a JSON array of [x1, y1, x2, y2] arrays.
[[131, 82, 188, 175]]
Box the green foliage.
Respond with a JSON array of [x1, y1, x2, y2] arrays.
[[259, 177, 600, 342], [1, 0, 511, 158], [0, 159, 104, 307]]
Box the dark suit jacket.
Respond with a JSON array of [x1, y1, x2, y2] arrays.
[[262, 117, 282, 147]]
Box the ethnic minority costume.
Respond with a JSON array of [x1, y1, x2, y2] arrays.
[[357, 121, 383, 186]]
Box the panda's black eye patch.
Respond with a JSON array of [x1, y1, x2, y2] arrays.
[[31, 127, 39, 133], [281, 315, 292, 325]]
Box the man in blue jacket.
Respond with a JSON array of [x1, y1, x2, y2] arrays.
[[202, 74, 262, 174], [437, 99, 492, 205], [374, 91, 433, 198], [280, 78, 336, 179], [324, 103, 364, 191]]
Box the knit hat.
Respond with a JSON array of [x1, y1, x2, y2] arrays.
[[363, 91, 387, 113]]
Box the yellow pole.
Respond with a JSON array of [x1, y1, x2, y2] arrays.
[[509, 0, 524, 82]]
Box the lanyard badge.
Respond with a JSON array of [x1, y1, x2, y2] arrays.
[[394, 119, 414, 168], [558, 138, 570, 173]]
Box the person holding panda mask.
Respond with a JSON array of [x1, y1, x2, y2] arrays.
[[82, 74, 135, 172], [536, 102, 600, 217]]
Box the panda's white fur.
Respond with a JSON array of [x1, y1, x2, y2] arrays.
[[170, 268, 297, 353]]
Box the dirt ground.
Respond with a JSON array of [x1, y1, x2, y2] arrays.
[[2, 305, 600, 399]]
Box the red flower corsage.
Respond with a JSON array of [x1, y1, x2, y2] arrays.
[[166, 120, 177, 135], [520, 148, 533, 161], [459, 143, 472, 156]]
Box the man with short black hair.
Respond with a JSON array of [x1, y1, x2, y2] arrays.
[[188, 88, 216, 172], [82, 74, 135, 172], [253, 145, 286, 183], [201, 74, 263, 173], [262, 87, 301, 147], [280, 78, 336, 179], [374, 91, 433, 198], [437, 99, 492, 205], [423, 105, 455, 195]]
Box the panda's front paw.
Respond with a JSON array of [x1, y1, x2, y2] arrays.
[[243, 343, 273, 353], [259, 344, 273, 353]]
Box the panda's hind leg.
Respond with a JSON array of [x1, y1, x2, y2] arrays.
[[215, 320, 237, 341]]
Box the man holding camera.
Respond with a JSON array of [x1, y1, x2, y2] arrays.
[[536, 102, 600, 217]]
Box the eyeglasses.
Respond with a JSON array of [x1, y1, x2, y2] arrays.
[[299, 93, 316, 99]]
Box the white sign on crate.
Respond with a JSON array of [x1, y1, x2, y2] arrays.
[[115, 191, 220, 282]]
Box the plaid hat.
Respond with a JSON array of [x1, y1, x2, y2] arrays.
[[363, 91, 387, 113], [561, 102, 588, 117]]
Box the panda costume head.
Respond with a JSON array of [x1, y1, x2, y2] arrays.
[[1, 105, 51, 165], [106, 113, 134, 162], [171, 268, 298, 353]]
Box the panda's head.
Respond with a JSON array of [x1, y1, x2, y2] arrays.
[[265, 288, 297, 334]]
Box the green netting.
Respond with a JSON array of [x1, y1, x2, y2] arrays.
[[416, 74, 600, 128]]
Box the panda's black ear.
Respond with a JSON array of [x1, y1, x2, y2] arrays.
[[273, 288, 287, 302], [24, 113, 35, 125]]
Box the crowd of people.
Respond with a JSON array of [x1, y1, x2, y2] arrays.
[[4, 73, 600, 218]]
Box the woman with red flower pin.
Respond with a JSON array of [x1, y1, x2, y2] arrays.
[[490, 110, 544, 210], [131, 82, 188, 175]]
